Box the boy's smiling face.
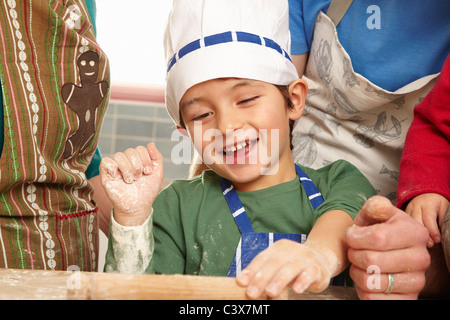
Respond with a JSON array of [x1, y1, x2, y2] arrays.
[[180, 78, 306, 191]]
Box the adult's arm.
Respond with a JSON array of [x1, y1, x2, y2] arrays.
[[397, 55, 450, 209]]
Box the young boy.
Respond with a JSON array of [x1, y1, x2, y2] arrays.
[[101, 0, 375, 299]]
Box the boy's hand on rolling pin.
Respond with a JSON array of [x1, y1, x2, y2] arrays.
[[99, 142, 164, 226], [236, 239, 334, 299]]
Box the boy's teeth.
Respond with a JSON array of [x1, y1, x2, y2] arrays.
[[225, 141, 247, 153]]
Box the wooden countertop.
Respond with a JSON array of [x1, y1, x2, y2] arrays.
[[0, 268, 358, 300]]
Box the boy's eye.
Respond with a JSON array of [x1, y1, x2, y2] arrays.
[[237, 96, 259, 105], [192, 112, 212, 122]]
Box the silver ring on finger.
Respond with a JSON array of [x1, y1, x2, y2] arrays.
[[384, 273, 394, 294]]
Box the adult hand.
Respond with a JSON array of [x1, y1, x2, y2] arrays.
[[345, 196, 430, 299]]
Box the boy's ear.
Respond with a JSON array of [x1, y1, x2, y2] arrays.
[[288, 79, 308, 121], [177, 126, 189, 137]]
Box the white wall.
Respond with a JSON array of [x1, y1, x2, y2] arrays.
[[95, 0, 173, 85], [94, 1, 174, 271]]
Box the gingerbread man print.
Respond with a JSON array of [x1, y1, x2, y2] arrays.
[[61, 51, 108, 159]]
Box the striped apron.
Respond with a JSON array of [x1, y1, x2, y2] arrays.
[[0, 0, 109, 271], [221, 164, 345, 285]]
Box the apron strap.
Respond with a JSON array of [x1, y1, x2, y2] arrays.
[[220, 178, 255, 234], [295, 164, 324, 210], [326, 0, 354, 27], [220, 164, 324, 234]]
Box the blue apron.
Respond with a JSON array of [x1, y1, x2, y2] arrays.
[[221, 164, 345, 285]]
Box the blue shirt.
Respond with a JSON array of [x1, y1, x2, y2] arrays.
[[289, 0, 450, 91], [0, 0, 101, 179]]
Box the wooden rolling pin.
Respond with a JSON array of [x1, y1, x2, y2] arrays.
[[0, 268, 358, 300]]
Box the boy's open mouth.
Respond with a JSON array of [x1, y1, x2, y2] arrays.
[[221, 138, 259, 162], [223, 140, 248, 153]]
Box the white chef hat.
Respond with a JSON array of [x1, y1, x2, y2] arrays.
[[164, 0, 299, 126]]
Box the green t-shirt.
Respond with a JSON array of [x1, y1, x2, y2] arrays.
[[106, 160, 376, 276]]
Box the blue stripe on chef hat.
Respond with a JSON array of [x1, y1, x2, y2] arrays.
[[167, 31, 292, 73]]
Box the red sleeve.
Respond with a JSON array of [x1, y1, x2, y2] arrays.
[[397, 54, 450, 209]]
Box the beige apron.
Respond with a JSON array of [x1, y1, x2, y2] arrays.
[[0, 0, 109, 271], [292, 9, 438, 202]]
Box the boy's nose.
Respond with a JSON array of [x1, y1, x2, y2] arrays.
[[216, 108, 245, 134]]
